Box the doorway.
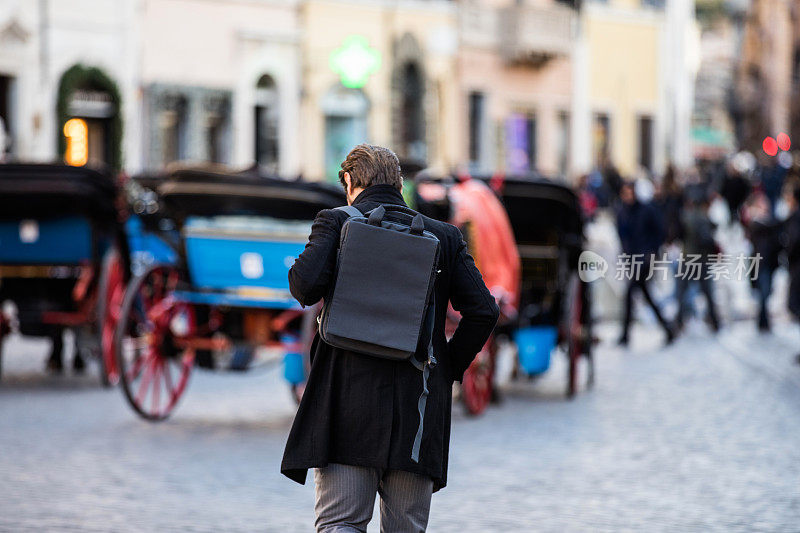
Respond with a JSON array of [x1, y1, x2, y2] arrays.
[[322, 86, 369, 181]]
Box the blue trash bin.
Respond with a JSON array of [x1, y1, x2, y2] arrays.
[[514, 326, 557, 375], [282, 334, 305, 385]]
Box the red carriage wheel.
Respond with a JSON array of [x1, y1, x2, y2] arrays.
[[114, 265, 195, 421], [564, 274, 588, 398], [461, 338, 495, 416], [97, 249, 126, 386]]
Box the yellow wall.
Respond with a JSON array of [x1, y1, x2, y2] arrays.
[[585, 8, 661, 175], [301, 0, 458, 179]]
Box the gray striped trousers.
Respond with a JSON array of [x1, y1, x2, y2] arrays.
[[314, 463, 434, 532]]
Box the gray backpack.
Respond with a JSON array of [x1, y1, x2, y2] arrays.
[[318, 204, 440, 462]]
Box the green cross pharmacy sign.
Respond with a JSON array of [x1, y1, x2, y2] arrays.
[[329, 35, 381, 89]]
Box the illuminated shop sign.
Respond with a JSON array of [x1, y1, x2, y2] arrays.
[[63, 118, 88, 167], [329, 35, 381, 89]]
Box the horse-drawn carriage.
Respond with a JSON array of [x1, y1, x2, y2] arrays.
[[416, 173, 594, 414], [0, 164, 127, 383], [112, 169, 344, 420]]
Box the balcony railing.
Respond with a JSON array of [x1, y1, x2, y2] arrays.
[[498, 4, 575, 65]]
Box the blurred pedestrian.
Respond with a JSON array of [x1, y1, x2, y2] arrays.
[[587, 168, 609, 207], [604, 164, 623, 206], [655, 164, 684, 245], [720, 164, 751, 222], [784, 185, 800, 363], [617, 182, 674, 346], [44, 327, 85, 374], [577, 174, 599, 220], [281, 144, 499, 531], [758, 155, 791, 217], [675, 192, 720, 333], [744, 193, 782, 331]]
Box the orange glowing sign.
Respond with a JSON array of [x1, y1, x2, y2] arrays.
[[63, 118, 88, 166]]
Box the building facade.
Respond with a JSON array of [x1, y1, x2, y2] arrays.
[[139, 0, 302, 175], [300, 0, 458, 181], [0, 0, 138, 169], [733, 0, 799, 155], [577, 0, 667, 177], [692, 0, 739, 160], [1, 0, 695, 180], [457, 0, 576, 178]]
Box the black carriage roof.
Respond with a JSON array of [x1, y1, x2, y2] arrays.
[[155, 168, 345, 221], [477, 174, 583, 246], [472, 174, 579, 207], [416, 172, 583, 250], [0, 163, 117, 220]]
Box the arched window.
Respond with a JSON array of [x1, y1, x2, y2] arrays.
[[398, 62, 425, 160], [322, 85, 369, 181], [160, 93, 188, 165], [255, 74, 279, 173], [56, 64, 122, 169]]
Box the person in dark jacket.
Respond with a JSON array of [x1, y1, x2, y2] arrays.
[[744, 193, 782, 331], [675, 194, 720, 332], [617, 182, 674, 346], [784, 185, 800, 364], [720, 166, 751, 222], [655, 164, 684, 245], [281, 144, 499, 532]]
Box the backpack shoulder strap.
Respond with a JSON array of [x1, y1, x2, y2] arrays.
[[335, 205, 363, 218]]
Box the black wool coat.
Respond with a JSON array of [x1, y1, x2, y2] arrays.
[[280, 184, 499, 491]]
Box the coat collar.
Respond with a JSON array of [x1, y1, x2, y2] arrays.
[[352, 184, 406, 207]]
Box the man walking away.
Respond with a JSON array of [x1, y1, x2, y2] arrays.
[[617, 181, 674, 346], [675, 192, 721, 333], [281, 144, 499, 532], [744, 193, 782, 332], [784, 185, 800, 364]]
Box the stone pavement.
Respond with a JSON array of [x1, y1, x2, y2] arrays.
[[1, 318, 799, 532]]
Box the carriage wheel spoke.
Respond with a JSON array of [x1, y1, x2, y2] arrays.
[[134, 352, 156, 407], [116, 266, 195, 420], [125, 349, 147, 382], [163, 357, 174, 399], [151, 360, 162, 417], [109, 289, 123, 321]]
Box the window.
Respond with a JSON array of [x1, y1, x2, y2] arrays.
[[505, 112, 536, 173], [558, 111, 570, 177], [323, 85, 369, 181], [0, 75, 12, 156], [207, 114, 225, 164], [468, 92, 484, 164], [255, 74, 279, 173], [525, 114, 537, 170], [160, 95, 188, 165], [398, 62, 425, 160], [638, 115, 653, 172]]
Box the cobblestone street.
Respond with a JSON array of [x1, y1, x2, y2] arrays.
[[2, 319, 800, 532]]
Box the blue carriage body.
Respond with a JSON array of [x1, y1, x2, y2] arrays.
[[0, 164, 120, 342], [179, 216, 309, 309], [150, 170, 344, 312], [0, 216, 96, 265], [124, 216, 179, 271], [0, 164, 118, 269]]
